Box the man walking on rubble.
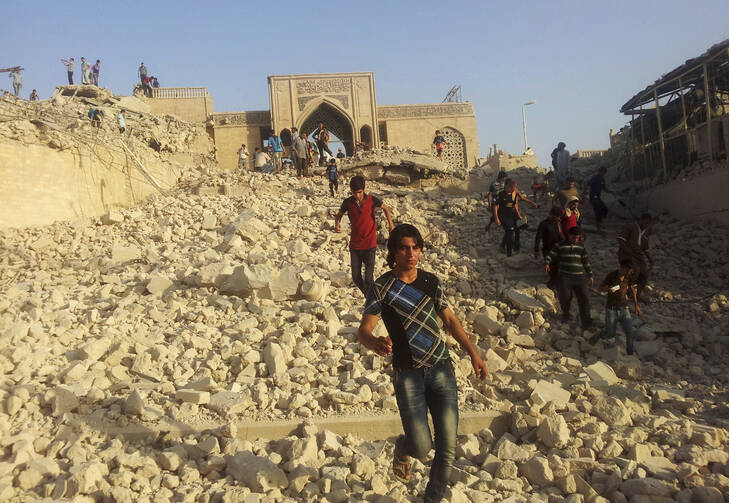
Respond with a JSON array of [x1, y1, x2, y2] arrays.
[[493, 179, 523, 256], [334, 175, 395, 296], [545, 226, 594, 330], [585, 166, 613, 233], [485, 170, 507, 233], [599, 260, 641, 355], [617, 213, 653, 300], [535, 207, 563, 289], [357, 223, 487, 503]]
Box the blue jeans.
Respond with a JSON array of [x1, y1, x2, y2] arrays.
[[350, 247, 376, 295], [603, 307, 634, 353], [393, 360, 458, 503]]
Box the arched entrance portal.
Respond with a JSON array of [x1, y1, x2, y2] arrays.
[[299, 102, 355, 156]]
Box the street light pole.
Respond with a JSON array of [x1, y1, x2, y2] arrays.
[[522, 100, 536, 154]]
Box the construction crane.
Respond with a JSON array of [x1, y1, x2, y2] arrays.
[[442, 85, 462, 103]]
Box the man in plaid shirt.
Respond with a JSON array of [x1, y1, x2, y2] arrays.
[[357, 224, 487, 502]]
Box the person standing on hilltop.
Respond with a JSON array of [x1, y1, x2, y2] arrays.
[[61, 58, 75, 85], [357, 223, 487, 503], [91, 60, 101, 86], [334, 175, 395, 296], [8, 70, 22, 97], [80, 57, 91, 85], [138, 62, 148, 85]]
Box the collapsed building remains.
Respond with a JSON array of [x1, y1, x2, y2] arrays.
[[610, 39, 729, 225]]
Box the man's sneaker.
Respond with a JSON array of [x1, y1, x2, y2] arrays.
[[603, 338, 617, 349]]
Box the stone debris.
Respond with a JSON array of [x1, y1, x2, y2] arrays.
[[0, 138, 727, 503]]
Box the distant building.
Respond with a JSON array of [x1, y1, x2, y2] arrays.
[[483, 143, 538, 172], [146, 72, 480, 173]]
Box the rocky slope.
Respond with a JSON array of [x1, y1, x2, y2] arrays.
[[0, 167, 727, 502]]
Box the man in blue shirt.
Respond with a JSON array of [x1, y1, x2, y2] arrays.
[[267, 131, 284, 174], [325, 158, 339, 196]]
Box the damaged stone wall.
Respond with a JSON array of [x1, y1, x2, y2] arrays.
[[0, 86, 215, 228]]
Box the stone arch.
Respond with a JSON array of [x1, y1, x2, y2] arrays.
[[360, 125, 373, 148], [441, 126, 467, 170], [298, 99, 355, 156]]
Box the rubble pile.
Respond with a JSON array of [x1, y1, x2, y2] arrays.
[[0, 167, 727, 502], [337, 145, 456, 185], [0, 85, 214, 164]]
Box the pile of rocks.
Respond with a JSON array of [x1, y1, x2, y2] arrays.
[[0, 85, 214, 162], [337, 145, 455, 185], [0, 166, 727, 502]]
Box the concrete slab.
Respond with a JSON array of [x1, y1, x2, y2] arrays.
[[79, 410, 510, 443]]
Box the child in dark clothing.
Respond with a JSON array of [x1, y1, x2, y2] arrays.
[[599, 260, 642, 355], [325, 158, 339, 196]]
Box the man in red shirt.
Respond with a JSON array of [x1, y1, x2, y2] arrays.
[[334, 175, 395, 295]]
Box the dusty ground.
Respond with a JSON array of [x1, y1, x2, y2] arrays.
[[0, 158, 727, 502]]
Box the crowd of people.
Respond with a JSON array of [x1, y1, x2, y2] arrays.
[[237, 121, 349, 184], [322, 137, 656, 502], [3, 59, 164, 101], [485, 141, 653, 358]]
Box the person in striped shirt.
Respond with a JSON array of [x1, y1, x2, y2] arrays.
[[544, 226, 594, 329]]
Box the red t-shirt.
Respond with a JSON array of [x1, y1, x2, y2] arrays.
[[340, 194, 382, 250]]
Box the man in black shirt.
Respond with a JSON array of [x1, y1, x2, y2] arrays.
[[534, 207, 563, 289], [485, 171, 507, 233], [599, 260, 642, 354], [493, 180, 521, 256], [586, 166, 613, 232]]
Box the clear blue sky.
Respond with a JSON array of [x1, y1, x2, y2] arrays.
[[3, 1, 727, 165]]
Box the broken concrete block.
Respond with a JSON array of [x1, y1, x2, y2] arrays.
[[176, 389, 210, 404], [226, 451, 288, 492], [519, 455, 554, 487], [101, 210, 124, 225], [585, 361, 619, 386], [530, 380, 570, 408], [537, 415, 570, 449], [146, 275, 173, 297]]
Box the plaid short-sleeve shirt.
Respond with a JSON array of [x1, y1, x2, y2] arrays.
[[364, 269, 450, 369]]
